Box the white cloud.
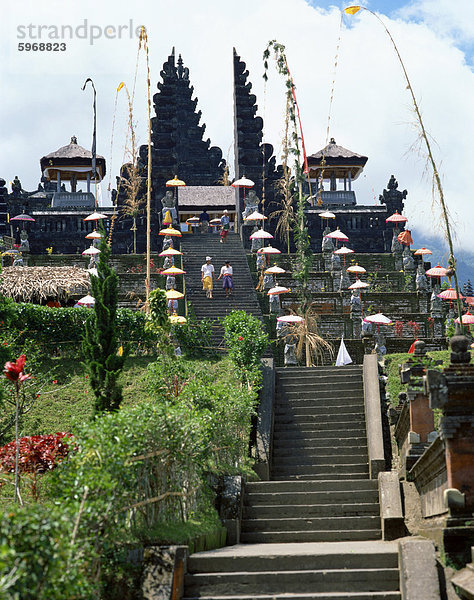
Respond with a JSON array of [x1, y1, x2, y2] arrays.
[[1, 0, 473, 254]]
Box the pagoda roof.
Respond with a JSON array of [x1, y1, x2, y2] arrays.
[[40, 136, 106, 182], [42, 136, 105, 161], [307, 138, 368, 180]]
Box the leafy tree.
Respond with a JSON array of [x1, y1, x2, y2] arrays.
[[82, 226, 127, 413]]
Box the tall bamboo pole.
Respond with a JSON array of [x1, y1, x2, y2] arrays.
[[344, 6, 464, 330], [140, 27, 152, 308]]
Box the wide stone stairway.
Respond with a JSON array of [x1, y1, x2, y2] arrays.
[[180, 232, 263, 348], [183, 366, 401, 599]]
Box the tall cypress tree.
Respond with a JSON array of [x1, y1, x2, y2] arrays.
[[82, 226, 127, 413]]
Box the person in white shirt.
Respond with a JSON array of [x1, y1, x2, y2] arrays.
[[217, 261, 233, 298], [201, 256, 215, 298]]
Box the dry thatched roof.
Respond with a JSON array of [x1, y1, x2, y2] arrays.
[[0, 266, 90, 302]]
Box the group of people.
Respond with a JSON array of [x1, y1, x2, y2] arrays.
[[201, 257, 233, 299], [199, 209, 230, 243]]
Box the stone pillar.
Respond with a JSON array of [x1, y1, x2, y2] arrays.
[[424, 328, 474, 564]]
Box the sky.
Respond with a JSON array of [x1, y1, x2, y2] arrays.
[[1, 0, 473, 257]]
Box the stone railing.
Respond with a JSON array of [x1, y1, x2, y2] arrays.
[[409, 436, 447, 518]]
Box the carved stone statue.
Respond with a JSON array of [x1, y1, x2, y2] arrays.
[[165, 275, 176, 290], [12, 256, 23, 267], [379, 175, 407, 214], [322, 231, 334, 253], [269, 293, 281, 314], [416, 263, 429, 292], [163, 256, 174, 269], [330, 251, 341, 274], [391, 232, 403, 270], [402, 246, 415, 272], [161, 190, 178, 224], [162, 236, 174, 250], [11, 176, 22, 198], [284, 343, 298, 366], [19, 230, 29, 253], [430, 288, 444, 319], [256, 253, 265, 270], [242, 190, 259, 219], [339, 269, 350, 291], [251, 226, 263, 253], [375, 332, 387, 358], [88, 255, 98, 269], [350, 290, 362, 316], [263, 274, 273, 290]]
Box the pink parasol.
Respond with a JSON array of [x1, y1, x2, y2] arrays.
[[277, 315, 304, 323], [455, 313, 474, 324], [250, 229, 273, 240], [10, 213, 35, 223], [425, 265, 448, 278], [414, 247, 432, 256], [334, 246, 354, 255], [77, 294, 95, 307], [257, 246, 281, 255], [85, 231, 102, 240], [437, 288, 463, 301], [386, 211, 408, 224]]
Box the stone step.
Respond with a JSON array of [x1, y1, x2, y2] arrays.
[[240, 528, 382, 545], [277, 382, 363, 393], [276, 373, 363, 383], [183, 593, 401, 599], [244, 491, 379, 506], [273, 429, 367, 442], [272, 463, 369, 476], [245, 479, 378, 493], [272, 445, 368, 457], [275, 404, 365, 416], [276, 392, 364, 403], [272, 472, 370, 481], [241, 515, 380, 533], [184, 568, 397, 596], [273, 419, 366, 432], [272, 454, 369, 467], [243, 503, 380, 519], [276, 366, 362, 374], [274, 411, 365, 424]]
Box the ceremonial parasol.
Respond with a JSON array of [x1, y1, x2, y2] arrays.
[[159, 248, 182, 257], [318, 210, 336, 227], [425, 265, 448, 278], [186, 216, 200, 223], [325, 228, 349, 242], [210, 218, 221, 225], [77, 294, 95, 307], [232, 176, 254, 188], [84, 212, 107, 221], [166, 289, 185, 300], [414, 247, 432, 257], [169, 315, 187, 324], [347, 264, 366, 274], [82, 246, 100, 255], [85, 231, 102, 240], [265, 266, 286, 275], [159, 227, 182, 237], [267, 286, 289, 295], [10, 214, 35, 228], [277, 315, 304, 323], [334, 245, 354, 266], [437, 288, 463, 301], [397, 229, 413, 246], [257, 246, 281, 254], [162, 267, 186, 275], [365, 313, 392, 325], [386, 211, 408, 224], [250, 229, 273, 240], [244, 211, 268, 221], [455, 313, 474, 324], [348, 280, 370, 290], [166, 176, 186, 204]]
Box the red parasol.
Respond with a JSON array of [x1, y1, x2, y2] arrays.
[[397, 230, 413, 246], [437, 288, 463, 301], [386, 211, 408, 224]]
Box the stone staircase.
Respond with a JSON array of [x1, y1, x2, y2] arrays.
[[180, 232, 263, 348], [183, 366, 402, 599]]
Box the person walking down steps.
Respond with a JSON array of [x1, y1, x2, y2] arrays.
[[201, 256, 215, 299], [220, 210, 230, 244], [217, 260, 233, 298]]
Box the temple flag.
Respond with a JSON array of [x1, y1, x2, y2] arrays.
[[344, 6, 361, 15]]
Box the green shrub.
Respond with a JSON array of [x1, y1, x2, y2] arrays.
[[222, 310, 268, 386], [172, 314, 217, 358]]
